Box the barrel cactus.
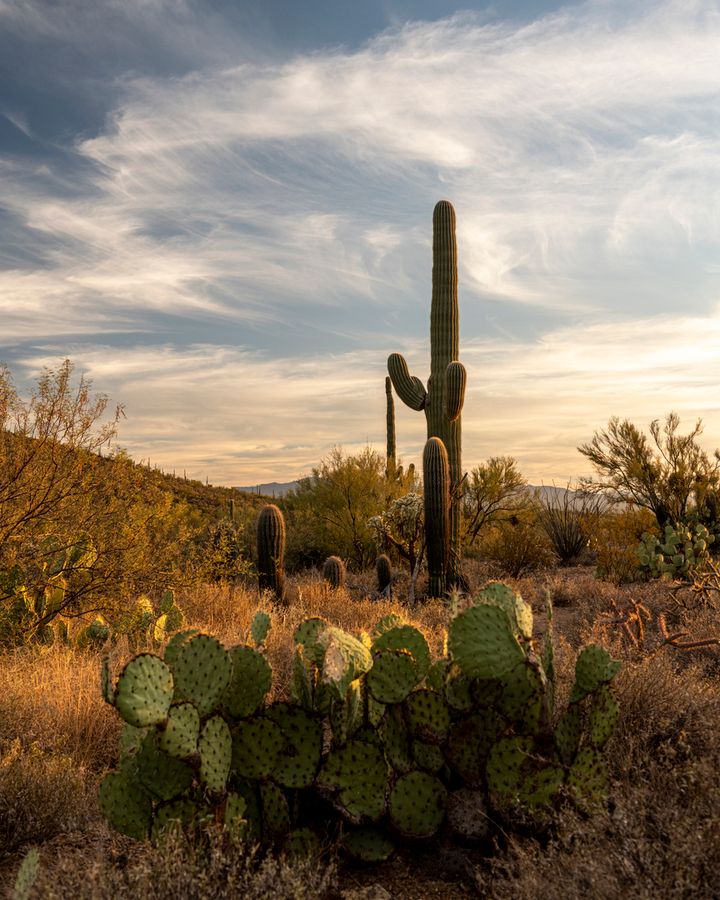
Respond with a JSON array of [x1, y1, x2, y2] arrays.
[[322, 555, 346, 590]]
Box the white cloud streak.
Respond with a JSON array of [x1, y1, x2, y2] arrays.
[[3, 1, 720, 482]]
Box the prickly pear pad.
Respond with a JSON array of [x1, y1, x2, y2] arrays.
[[250, 610, 271, 645], [135, 733, 194, 801], [293, 617, 327, 666], [405, 689, 451, 744], [232, 717, 285, 780], [449, 605, 526, 679], [486, 735, 532, 802], [446, 712, 502, 785], [320, 626, 373, 698], [224, 645, 272, 719], [163, 628, 200, 667], [317, 740, 388, 823], [158, 702, 200, 758], [372, 614, 404, 637], [114, 654, 174, 728], [389, 771, 447, 839], [554, 704, 582, 765], [266, 703, 322, 789], [380, 704, 413, 775], [568, 746, 609, 804], [367, 649, 418, 704], [475, 583, 533, 639], [99, 770, 152, 841], [199, 715, 232, 793], [571, 645, 621, 702], [171, 634, 232, 718], [372, 625, 431, 680], [343, 825, 395, 861], [412, 740, 444, 773], [588, 685, 620, 749], [260, 781, 291, 843]]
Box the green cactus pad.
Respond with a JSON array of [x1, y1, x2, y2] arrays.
[[293, 617, 328, 666], [284, 827, 322, 861], [135, 733, 194, 801], [317, 739, 388, 823], [290, 646, 314, 711], [266, 703, 323, 789], [320, 626, 373, 698], [232, 717, 284, 780], [448, 605, 526, 679], [171, 634, 232, 718], [224, 645, 272, 719], [475, 583, 533, 639], [568, 746, 609, 804], [158, 702, 200, 758], [342, 825, 395, 862], [330, 680, 363, 744], [412, 740, 445, 773], [250, 610, 271, 645], [499, 661, 545, 734], [99, 770, 152, 840], [426, 658, 448, 693], [101, 655, 114, 705], [472, 678, 505, 708], [518, 764, 564, 810], [199, 715, 232, 793], [119, 722, 149, 758], [571, 645, 621, 702], [446, 712, 503, 785], [388, 771, 447, 839], [151, 798, 198, 841], [486, 735, 532, 800], [367, 649, 418, 704], [114, 654, 174, 728], [380, 704, 413, 775], [588, 685, 619, 749], [372, 614, 405, 637], [405, 690, 451, 744], [372, 625, 431, 680], [554, 704, 582, 765], [232, 780, 262, 842], [224, 792, 248, 840], [163, 628, 201, 666], [260, 781, 291, 843], [445, 664, 474, 711], [367, 692, 386, 727], [159, 589, 175, 615]]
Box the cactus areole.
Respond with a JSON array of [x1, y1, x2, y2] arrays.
[[388, 201, 466, 589]]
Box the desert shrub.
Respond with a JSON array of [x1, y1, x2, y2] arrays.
[[0, 739, 95, 857], [480, 513, 554, 576], [536, 485, 603, 565], [461, 456, 529, 551], [23, 826, 337, 899], [593, 507, 657, 584]]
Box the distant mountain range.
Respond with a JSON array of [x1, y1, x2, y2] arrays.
[[236, 481, 300, 497], [235, 481, 589, 502]]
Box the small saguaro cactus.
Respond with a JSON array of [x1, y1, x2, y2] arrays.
[[388, 201, 466, 587], [256, 504, 286, 601], [322, 555, 346, 590], [423, 437, 450, 598]]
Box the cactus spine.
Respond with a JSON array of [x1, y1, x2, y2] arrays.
[[388, 201, 466, 587], [256, 504, 286, 601], [423, 437, 450, 598]]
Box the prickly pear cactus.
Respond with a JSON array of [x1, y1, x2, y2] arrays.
[[100, 585, 620, 858], [637, 522, 713, 580]]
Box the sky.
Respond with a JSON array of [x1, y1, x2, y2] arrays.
[[2, 0, 720, 487]]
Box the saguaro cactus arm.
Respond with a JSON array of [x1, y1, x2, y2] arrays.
[[387, 353, 427, 411], [444, 361, 466, 422]]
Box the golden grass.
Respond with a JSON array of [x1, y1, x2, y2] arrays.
[[1, 566, 719, 898]]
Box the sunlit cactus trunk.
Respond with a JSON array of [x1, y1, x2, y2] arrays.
[[423, 437, 450, 598], [385, 376, 396, 478], [388, 201, 466, 590]]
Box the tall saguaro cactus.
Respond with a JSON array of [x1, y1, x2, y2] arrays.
[[423, 437, 450, 598], [388, 201, 467, 587], [256, 504, 286, 602], [385, 376, 396, 477]]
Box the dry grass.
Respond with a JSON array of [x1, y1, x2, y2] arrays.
[[2, 566, 719, 898]]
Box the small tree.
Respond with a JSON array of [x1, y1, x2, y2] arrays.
[[462, 457, 529, 550], [578, 413, 720, 529]]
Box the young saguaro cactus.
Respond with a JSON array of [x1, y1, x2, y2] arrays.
[[423, 437, 450, 598], [256, 504, 286, 602], [323, 555, 346, 590], [388, 201, 466, 587]]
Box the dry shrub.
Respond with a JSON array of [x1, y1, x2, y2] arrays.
[[480, 517, 554, 577], [0, 740, 96, 857], [593, 507, 657, 584], [23, 827, 336, 900], [0, 647, 120, 770]]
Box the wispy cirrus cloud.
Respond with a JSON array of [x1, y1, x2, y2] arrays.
[[3, 0, 720, 482]]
